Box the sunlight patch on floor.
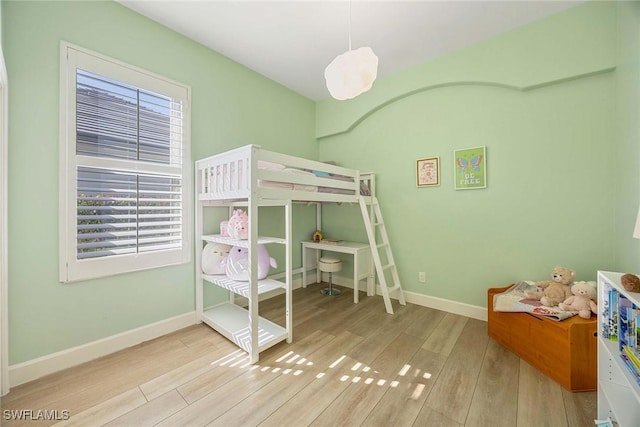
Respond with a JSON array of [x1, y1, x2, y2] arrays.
[[209, 349, 433, 398]]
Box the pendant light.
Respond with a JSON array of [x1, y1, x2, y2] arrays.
[[324, 1, 378, 100]]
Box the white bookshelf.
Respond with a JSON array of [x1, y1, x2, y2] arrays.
[[597, 271, 640, 426]]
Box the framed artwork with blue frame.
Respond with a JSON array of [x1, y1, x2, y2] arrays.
[[454, 146, 486, 190]]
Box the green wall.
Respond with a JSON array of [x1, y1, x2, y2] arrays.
[[3, 0, 316, 364], [4, 0, 640, 368], [317, 0, 618, 307]]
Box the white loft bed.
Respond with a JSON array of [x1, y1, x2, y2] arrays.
[[197, 144, 372, 204], [194, 144, 401, 363]]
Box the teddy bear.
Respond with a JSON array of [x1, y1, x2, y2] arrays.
[[525, 265, 575, 307], [559, 281, 598, 319], [621, 273, 640, 292]]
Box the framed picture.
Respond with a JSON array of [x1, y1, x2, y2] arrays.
[[454, 146, 486, 190], [416, 156, 440, 187]]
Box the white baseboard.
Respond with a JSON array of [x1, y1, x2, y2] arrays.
[[322, 273, 487, 321], [9, 311, 196, 387], [9, 272, 305, 388], [403, 291, 487, 321]]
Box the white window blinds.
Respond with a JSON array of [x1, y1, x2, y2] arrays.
[[76, 167, 183, 259], [60, 43, 191, 282]]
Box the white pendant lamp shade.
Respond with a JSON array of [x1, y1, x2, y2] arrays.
[[324, 46, 378, 100]]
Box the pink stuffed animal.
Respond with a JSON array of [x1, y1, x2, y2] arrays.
[[227, 209, 248, 240], [558, 281, 597, 319]]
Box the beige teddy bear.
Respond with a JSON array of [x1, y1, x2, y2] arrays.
[[558, 281, 597, 319], [525, 266, 575, 307]]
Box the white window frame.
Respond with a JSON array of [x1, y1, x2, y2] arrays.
[[59, 42, 191, 283]]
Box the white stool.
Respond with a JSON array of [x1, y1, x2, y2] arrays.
[[319, 256, 342, 296]]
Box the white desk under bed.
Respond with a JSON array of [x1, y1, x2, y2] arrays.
[[301, 240, 374, 303]]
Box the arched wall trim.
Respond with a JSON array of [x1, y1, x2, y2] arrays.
[[317, 66, 615, 140]]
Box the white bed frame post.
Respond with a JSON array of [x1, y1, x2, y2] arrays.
[[248, 146, 259, 363], [194, 161, 204, 323], [316, 203, 321, 233], [284, 200, 293, 343]]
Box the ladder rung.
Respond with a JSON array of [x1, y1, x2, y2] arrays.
[[359, 196, 405, 312]]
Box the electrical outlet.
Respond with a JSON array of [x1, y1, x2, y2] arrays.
[[418, 272, 426, 283]]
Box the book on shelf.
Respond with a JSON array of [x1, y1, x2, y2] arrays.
[[618, 294, 636, 352], [601, 285, 611, 339], [619, 353, 640, 386], [609, 288, 619, 342], [622, 345, 640, 371], [637, 307, 640, 357]]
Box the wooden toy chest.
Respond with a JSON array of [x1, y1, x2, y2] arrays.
[[487, 286, 597, 392]]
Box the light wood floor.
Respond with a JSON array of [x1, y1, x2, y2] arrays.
[[1, 283, 596, 426]]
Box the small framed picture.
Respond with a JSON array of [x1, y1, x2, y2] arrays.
[[454, 146, 486, 190], [416, 156, 440, 187]]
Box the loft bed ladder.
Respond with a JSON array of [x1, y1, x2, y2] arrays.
[[359, 174, 406, 314]]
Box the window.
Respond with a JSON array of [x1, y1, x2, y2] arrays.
[[60, 42, 191, 282]]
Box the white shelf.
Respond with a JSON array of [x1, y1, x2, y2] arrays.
[[599, 270, 640, 307], [597, 271, 640, 427], [202, 234, 285, 247], [195, 195, 293, 365], [599, 380, 640, 427], [600, 338, 640, 395], [202, 274, 285, 297], [201, 303, 288, 353]]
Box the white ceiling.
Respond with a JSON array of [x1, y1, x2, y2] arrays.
[[117, 0, 585, 101]]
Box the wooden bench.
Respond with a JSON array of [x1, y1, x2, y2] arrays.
[[487, 285, 597, 392]]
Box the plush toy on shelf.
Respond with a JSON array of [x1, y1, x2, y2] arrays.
[[227, 209, 248, 240], [201, 242, 231, 275], [524, 265, 575, 307], [621, 273, 640, 292], [225, 244, 277, 281], [559, 281, 598, 319]]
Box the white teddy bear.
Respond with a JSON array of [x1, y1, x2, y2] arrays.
[[558, 281, 597, 319]]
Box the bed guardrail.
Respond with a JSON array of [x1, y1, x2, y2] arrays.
[[196, 145, 364, 202]]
